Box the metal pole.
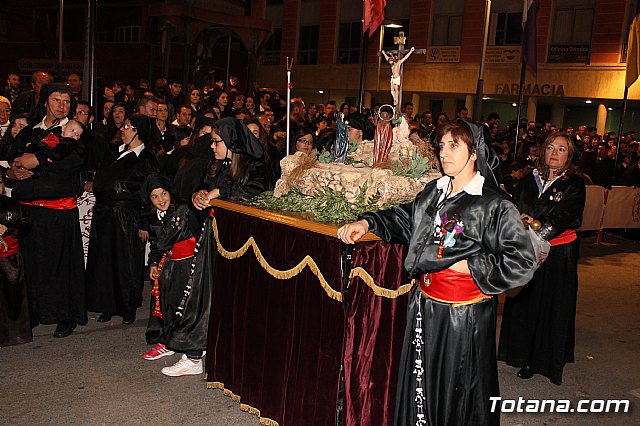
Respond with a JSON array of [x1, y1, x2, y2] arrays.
[[286, 57, 293, 155], [82, 0, 97, 109], [59, 0, 64, 77], [226, 35, 232, 87], [357, 31, 368, 111], [376, 26, 385, 94], [514, 60, 526, 162], [614, 86, 629, 182], [473, 0, 491, 121]]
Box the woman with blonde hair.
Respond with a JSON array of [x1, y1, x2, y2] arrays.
[[499, 132, 586, 385]]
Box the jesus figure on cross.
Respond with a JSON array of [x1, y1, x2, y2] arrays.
[[381, 46, 415, 107]]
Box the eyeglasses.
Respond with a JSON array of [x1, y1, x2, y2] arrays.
[[123, 123, 137, 130], [212, 138, 225, 145], [75, 111, 89, 116], [297, 139, 313, 146]]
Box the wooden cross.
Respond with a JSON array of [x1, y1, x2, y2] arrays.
[[378, 31, 426, 115]]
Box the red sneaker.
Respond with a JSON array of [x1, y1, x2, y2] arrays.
[[142, 343, 175, 360]]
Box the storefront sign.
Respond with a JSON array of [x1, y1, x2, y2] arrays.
[[19, 58, 84, 73], [486, 46, 521, 63], [426, 46, 460, 63], [548, 44, 590, 63], [495, 83, 565, 96]]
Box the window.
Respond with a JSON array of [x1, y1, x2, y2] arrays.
[[298, 25, 319, 64], [491, 12, 522, 46], [262, 27, 281, 65], [432, 15, 463, 46], [552, 8, 594, 44], [97, 31, 112, 43], [115, 26, 141, 43], [337, 21, 361, 64]]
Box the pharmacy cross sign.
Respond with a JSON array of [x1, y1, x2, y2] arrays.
[[378, 31, 426, 114]]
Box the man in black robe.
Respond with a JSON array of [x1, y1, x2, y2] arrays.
[[5, 83, 87, 338]]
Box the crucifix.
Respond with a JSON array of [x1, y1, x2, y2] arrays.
[[379, 31, 426, 116]]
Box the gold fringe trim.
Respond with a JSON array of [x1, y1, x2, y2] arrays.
[[212, 217, 342, 302], [207, 381, 279, 426], [212, 217, 416, 301], [349, 267, 414, 298]]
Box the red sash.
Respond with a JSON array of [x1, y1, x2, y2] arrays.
[[419, 269, 492, 305], [169, 237, 196, 260], [20, 197, 77, 210], [0, 235, 18, 258], [550, 229, 577, 246]]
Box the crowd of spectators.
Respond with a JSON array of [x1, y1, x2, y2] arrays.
[[0, 69, 638, 348]]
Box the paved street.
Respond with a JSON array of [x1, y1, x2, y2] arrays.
[[1, 234, 638, 425]]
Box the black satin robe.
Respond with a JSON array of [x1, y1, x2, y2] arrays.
[[9, 126, 87, 327], [145, 203, 203, 345], [85, 148, 158, 317], [0, 195, 31, 346], [360, 179, 536, 426], [166, 157, 269, 352], [498, 173, 586, 385]]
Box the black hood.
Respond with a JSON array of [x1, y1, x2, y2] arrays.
[[129, 114, 152, 144], [29, 83, 77, 126], [463, 120, 500, 188], [216, 117, 263, 158], [192, 133, 215, 159], [140, 172, 175, 204]]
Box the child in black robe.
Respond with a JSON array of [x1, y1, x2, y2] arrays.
[[139, 173, 202, 364]]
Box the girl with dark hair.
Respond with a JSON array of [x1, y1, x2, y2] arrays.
[[86, 114, 159, 325], [140, 173, 202, 362], [104, 101, 127, 151], [187, 86, 202, 118], [289, 126, 315, 155], [162, 118, 267, 377], [0, 113, 29, 161], [209, 89, 231, 119], [499, 132, 586, 385], [338, 120, 537, 425]]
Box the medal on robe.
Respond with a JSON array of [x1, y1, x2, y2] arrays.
[[434, 213, 465, 259]]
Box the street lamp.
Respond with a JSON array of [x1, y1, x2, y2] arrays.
[[377, 21, 403, 94]]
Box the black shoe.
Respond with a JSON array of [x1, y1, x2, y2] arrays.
[[97, 313, 113, 323], [517, 366, 534, 379], [53, 321, 77, 338], [122, 312, 136, 325]]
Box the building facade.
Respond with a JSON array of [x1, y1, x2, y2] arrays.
[[256, 0, 640, 133], [1, 0, 638, 132]]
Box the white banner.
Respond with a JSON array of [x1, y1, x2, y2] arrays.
[[601, 186, 640, 229], [578, 185, 607, 231]]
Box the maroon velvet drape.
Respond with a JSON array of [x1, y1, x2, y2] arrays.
[[343, 242, 409, 426], [206, 207, 410, 426]]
